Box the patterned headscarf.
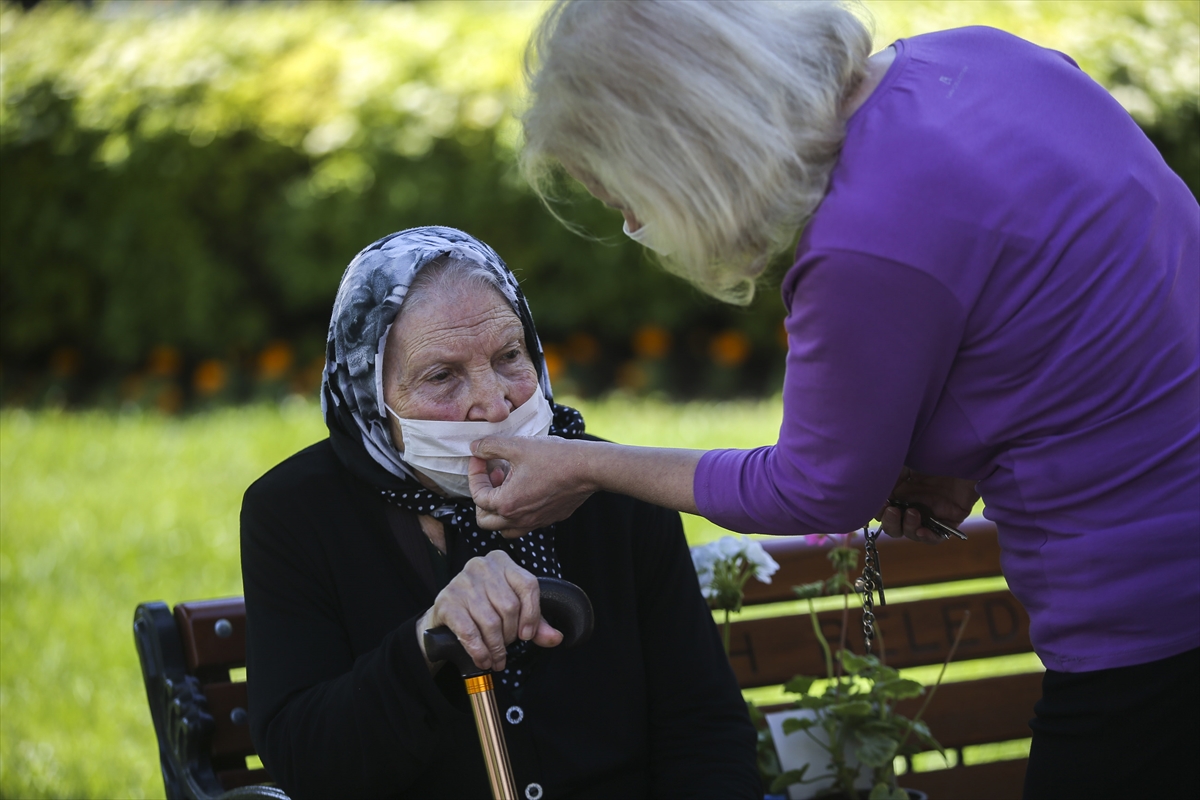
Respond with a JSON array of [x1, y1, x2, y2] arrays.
[[322, 226, 585, 687]]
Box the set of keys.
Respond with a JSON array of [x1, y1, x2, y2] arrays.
[[886, 499, 969, 540], [859, 501, 967, 653]]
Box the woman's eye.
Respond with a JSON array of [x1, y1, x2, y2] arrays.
[[501, 348, 521, 362], [427, 370, 451, 383]]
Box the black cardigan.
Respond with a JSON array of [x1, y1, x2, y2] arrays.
[[240, 439, 760, 799]]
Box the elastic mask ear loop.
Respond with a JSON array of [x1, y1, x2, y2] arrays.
[[384, 404, 405, 453]]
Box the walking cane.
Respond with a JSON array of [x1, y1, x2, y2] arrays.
[[424, 577, 594, 800]]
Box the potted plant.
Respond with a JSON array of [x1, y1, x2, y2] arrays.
[[766, 539, 953, 800]]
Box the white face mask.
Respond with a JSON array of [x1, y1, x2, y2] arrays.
[[622, 218, 674, 256], [386, 386, 554, 498]]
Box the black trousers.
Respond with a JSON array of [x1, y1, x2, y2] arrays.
[[1023, 647, 1199, 799]]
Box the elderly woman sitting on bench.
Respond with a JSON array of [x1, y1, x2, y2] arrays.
[[239, 226, 758, 800]]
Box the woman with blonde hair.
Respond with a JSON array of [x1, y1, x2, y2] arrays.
[[469, 2, 1200, 798]]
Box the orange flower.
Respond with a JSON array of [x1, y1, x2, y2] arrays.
[[632, 325, 671, 360], [778, 321, 789, 349], [257, 341, 295, 381], [50, 347, 80, 378], [147, 345, 182, 377], [709, 329, 751, 368], [193, 359, 228, 396], [566, 332, 600, 365], [541, 344, 565, 383]]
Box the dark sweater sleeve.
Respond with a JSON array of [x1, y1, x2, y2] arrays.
[[240, 462, 465, 799], [630, 505, 762, 799]]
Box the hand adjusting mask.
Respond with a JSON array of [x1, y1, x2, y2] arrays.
[[386, 386, 554, 498]]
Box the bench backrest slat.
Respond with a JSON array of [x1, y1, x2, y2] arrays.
[[175, 597, 247, 673], [744, 518, 1003, 605], [203, 681, 255, 757], [894, 671, 1042, 749], [730, 588, 1030, 688]]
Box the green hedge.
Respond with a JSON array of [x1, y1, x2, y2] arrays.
[[2, 0, 1196, 406]]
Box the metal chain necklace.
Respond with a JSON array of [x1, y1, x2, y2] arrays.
[[857, 526, 887, 654]]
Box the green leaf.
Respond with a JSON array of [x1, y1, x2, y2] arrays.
[[793, 581, 826, 599], [794, 695, 833, 710], [830, 700, 873, 718], [769, 767, 810, 793], [868, 783, 908, 800], [783, 675, 818, 695], [875, 678, 924, 700], [781, 716, 818, 735], [828, 546, 859, 572], [852, 731, 899, 768], [839, 650, 876, 674]]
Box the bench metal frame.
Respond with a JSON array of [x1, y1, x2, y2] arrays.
[[134, 599, 289, 800]]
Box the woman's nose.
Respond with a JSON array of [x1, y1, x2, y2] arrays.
[[465, 373, 514, 422]]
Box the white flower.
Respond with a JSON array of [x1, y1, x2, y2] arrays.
[[741, 538, 780, 584], [689, 535, 780, 599]]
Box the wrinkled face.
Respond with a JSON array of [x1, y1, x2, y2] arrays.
[[381, 279, 538, 451]]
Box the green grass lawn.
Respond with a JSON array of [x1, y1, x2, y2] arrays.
[[0, 396, 789, 798]]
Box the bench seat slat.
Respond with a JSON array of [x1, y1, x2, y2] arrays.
[[744, 519, 1003, 606], [731, 589, 1031, 688]]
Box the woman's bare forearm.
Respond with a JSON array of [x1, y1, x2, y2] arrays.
[[576, 441, 703, 515]]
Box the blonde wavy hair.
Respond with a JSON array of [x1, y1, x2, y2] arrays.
[[521, 0, 873, 304]]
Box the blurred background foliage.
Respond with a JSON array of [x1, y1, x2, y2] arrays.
[[1, 0, 1197, 409]]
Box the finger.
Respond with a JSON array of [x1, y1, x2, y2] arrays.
[[466, 602, 509, 672], [471, 435, 517, 462], [468, 459, 497, 503], [474, 505, 516, 531], [488, 459, 511, 488], [880, 506, 905, 537], [476, 552, 525, 658], [530, 617, 564, 649], [500, 528, 531, 540], [902, 508, 941, 544], [439, 604, 493, 671], [499, 559, 541, 642]]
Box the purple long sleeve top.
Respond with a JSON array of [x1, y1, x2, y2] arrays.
[[694, 27, 1199, 673]]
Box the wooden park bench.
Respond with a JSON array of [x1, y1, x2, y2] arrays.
[[135, 517, 1036, 800], [737, 516, 1040, 800], [133, 598, 288, 800]]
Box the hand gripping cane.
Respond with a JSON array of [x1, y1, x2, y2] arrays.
[[424, 577, 594, 800]]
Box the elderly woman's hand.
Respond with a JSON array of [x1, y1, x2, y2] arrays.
[[468, 435, 597, 531], [877, 468, 979, 543], [417, 550, 563, 672]]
